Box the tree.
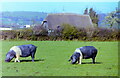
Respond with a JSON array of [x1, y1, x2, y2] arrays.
[[84, 8, 99, 26], [118, 1, 120, 11], [103, 1, 120, 28], [104, 11, 120, 28], [89, 8, 99, 26], [84, 8, 88, 15]]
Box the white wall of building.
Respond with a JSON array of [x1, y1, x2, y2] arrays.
[[0, 28, 13, 30]]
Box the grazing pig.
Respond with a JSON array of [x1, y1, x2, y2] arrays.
[[69, 46, 97, 64], [5, 44, 37, 62]]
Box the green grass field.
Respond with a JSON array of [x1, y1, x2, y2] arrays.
[[1, 41, 118, 76]]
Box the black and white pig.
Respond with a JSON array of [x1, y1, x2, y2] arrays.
[[5, 44, 37, 62], [68, 46, 98, 64]]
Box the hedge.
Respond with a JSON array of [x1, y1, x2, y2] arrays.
[[0, 25, 120, 41]]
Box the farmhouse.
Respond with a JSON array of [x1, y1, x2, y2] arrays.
[[0, 24, 31, 30], [41, 13, 93, 30]]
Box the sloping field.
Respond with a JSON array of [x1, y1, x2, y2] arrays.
[[1, 41, 118, 76]]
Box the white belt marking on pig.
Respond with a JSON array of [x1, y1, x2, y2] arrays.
[[10, 46, 22, 62], [75, 48, 83, 64], [10, 46, 22, 56]]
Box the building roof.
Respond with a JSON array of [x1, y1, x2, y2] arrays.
[[44, 13, 93, 30]]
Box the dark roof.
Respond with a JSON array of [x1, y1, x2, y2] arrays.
[[44, 13, 93, 29]]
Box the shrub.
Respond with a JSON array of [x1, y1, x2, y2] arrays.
[[1, 30, 17, 40], [33, 25, 48, 36], [61, 24, 78, 40], [91, 28, 120, 41], [0, 25, 120, 41], [18, 29, 33, 40], [77, 28, 87, 40]]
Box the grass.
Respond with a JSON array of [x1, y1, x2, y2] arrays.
[[1, 41, 118, 76]]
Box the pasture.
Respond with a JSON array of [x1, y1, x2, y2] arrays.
[[1, 41, 118, 76]]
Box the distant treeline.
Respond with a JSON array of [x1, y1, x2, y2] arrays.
[[0, 24, 120, 41]]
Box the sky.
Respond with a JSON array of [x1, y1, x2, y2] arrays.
[[0, 0, 119, 2], [0, 1, 119, 14]]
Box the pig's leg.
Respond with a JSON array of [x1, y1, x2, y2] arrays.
[[15, 55, 20, 62], [31, 49, 36, 62], [78, 56, 82, 64], [92, 57, 95, 64], [31, 53, 35, 62]]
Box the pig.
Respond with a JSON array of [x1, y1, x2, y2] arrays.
[[69, 46, 98, 64], [5, 44, 37, 62]]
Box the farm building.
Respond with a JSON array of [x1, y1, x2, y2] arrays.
[[0, 28, 13, 30], [41, 13, 93, 30]]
